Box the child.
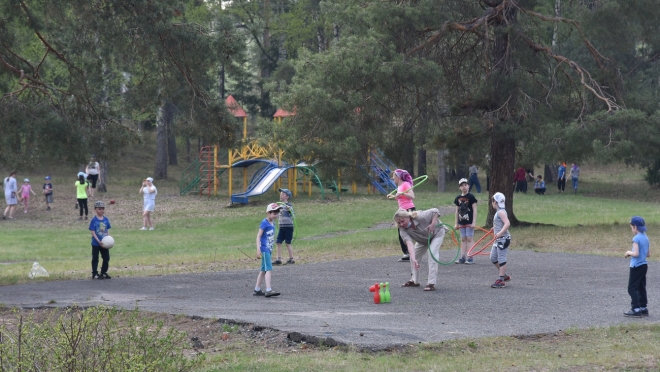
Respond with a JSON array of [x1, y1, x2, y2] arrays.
[[43, 176, 53, 211], [89, 201, 112, 280], [568, 163, 580, 194], [490, 192, 512, 288], [534, 175, 546, 195], [75, 173, 89, 220], [454, 178, 478, 264], [387, 169, 415, 262], [623, 216, 650, 317], [139, 177, 157, 230], [274, 188, 295, 265], [254, 203, 282, 297], [19, 179, 37, 213], [557, 162, 566, 193]]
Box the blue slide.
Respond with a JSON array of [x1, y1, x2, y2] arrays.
[[231, 160, 293, 204]]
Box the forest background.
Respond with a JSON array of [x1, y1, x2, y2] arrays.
[[1, 0, 659, 225]]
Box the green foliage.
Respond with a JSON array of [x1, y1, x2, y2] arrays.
[[0, 307, 203, 371]]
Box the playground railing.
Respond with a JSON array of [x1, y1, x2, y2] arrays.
[[179, 158, 202, 196]]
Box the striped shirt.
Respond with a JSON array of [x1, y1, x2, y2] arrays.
[[278, 202, 294, 228]]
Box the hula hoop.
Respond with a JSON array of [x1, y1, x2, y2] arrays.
[[276, 202, 297, 243], [388, 175, 429, 196], [467, 226, 496, 257], [427, 223, 461, 266]]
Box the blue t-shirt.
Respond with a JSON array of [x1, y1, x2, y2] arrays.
[[259, 218, 275, 253], [631, 232, 649, 268], [558, 165, 566, 179], [89, 216, 111, 246]]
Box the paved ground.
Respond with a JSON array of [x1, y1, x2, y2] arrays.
[[0, 251, 657, 348]]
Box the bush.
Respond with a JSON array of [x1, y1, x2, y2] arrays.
[[0, 306, 204, 371], [644, 159, 660, 187]]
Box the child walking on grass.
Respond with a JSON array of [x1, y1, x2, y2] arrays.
[[623, 216, 650, 317], [19, 178, 37, 213], [490, 192, 512, 288], [254, 203, 282, 298]]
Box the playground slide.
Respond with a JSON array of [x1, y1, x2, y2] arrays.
[[231, 166, 291, 204]]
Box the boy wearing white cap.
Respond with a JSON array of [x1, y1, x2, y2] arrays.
[[139, 177, 157, 230], [624, 216, 650, 317], [490, 192, 511, 288], [254, 203, 282, 297]]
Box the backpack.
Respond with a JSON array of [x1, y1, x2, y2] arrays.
[[458, 200, 471, 222]]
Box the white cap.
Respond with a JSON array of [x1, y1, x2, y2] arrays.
[[24, 178, 29, 182], [458, 178, 468, 186], [146, 177, 154, 182], [266, 203, 282, 213], [493, 192, 506, 208]]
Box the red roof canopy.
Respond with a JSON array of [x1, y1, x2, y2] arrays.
[[273, 108, 295, 118], [225, 95, 247, 118]]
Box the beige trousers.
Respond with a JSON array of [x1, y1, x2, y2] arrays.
[[410, 229, 446, 285]]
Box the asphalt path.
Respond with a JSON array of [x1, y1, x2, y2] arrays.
[[0, 251, 657, 348]]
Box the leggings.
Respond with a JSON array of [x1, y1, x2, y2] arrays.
[[398, 207, 416, 255], [78, 198, 88, 217], [557, 178, 566, 191]]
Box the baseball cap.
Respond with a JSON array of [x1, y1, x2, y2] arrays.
[[458, 178, 468, 186], [146, 177, 154, 182], [24, 178, 29, 183], [77, 172, 86, 178], [45, 176, 51, 180], [493, 192, 506, 208], [266, 203, 282, 213], [630, 216, 647, 232], [94, 201, 106, 208], [278, 188, 292, 198]]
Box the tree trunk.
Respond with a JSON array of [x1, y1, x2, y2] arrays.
[[155, 102, 172, 179], [167, 106, 178, 166], [437, 149, 446, 192], [403, 141, 415, 177], [486, 3, 520, 227], [97, 160, 108, 193], [544, 164, 555, 183], [417, 148, 427, 177]]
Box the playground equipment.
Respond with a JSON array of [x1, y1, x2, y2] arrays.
[[179, 95, 408, 202]]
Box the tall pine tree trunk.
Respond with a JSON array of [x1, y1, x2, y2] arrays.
[[486, 2, 520, 227], [155, 101, 173, 179], [417, 148, 426, 177], [437, 149, 446, 192], [97, 161, 108, 193], [167, 108, 178, 166]]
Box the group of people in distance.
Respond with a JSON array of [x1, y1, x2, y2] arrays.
[[516, 162, 581, 196], [3, 171, 54, 219], [389, 172, 511, 290]]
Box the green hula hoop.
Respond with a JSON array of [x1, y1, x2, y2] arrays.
[[427, 222, 461, 266], [276, 202, 297, 243], [388, 175, 429, 196]]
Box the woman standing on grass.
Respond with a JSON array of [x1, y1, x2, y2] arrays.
[[3, 171, 18, 220], [75, 173, 90, 220], [387, 169, 416, 262], [139, 177, 157, 230]]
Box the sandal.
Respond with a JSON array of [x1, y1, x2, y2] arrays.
[[423, 284, 435, 291], [401, 280, 420, 287]]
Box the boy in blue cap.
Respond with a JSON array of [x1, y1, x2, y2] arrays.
[[43, 176, 53, 211], [623, 216, 650, 317], [274, 188, 295, 265]]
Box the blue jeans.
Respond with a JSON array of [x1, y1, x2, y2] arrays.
[[468, 174, 481, 193], [572, 177, 579, 190]]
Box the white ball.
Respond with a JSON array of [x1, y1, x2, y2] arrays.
[[101, 236, 115, 249]]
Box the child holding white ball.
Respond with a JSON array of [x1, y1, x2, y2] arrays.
[[89, 200, 112, 280]]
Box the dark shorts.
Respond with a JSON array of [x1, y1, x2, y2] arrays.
[[276, 227, 294, 244], [87, 174, 98, 188], [45, 194, 53, 203]]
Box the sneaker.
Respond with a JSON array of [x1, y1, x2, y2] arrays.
[[455, 258, 466, 264], [465, 257, 474, 265], [46, 207, 51, 211], [140, 227, 148, 231], [398, 254, 410, 262], [84, 216, 88, 220], [101, 273, 111, 279], [641, 309, 649, 316], [78, 217, 83, 221], [286, 258, 295, 264], [253, 289, 265, 296], [503, 274, 511, 282], [2, 215, 5, 220], [264, 290, 280, 297], [149, 227, 154, 231], [273, 259, 283, 265], [624, 309, 642, 317], [92, 274, 100, 280], [491, 279, 505, 288], [96, 274, 105, 280]]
